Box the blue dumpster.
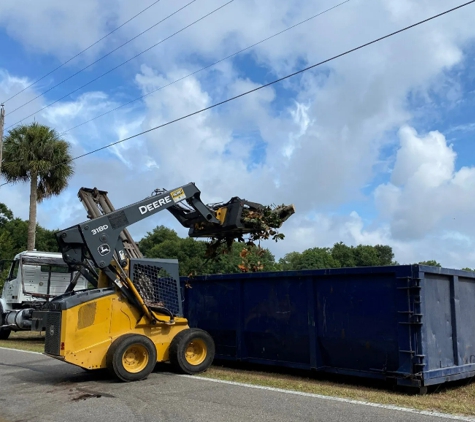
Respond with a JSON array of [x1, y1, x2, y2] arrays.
[[182, 265, 475, 389]]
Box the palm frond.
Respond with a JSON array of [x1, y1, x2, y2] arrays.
[[2, 123, 74, 202]]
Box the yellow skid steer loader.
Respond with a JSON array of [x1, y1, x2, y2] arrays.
[[31, 182, 294, 382]]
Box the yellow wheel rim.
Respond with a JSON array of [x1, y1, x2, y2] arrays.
[[185, 338, 207, 365], [122, 344, 149, 373]]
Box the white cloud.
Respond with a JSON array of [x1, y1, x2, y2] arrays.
[[0, 0, 116, 60], [0, 70, 46, 129], [133, 67, 278, 204], [375, 126, 475, 241], [391, 126, 455, 189]]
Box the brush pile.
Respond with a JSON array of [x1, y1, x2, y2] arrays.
[[204, 203, 295, 258]]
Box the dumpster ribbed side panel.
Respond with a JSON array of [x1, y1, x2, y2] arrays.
[[418, 267, 475, 386], [314, 273, 399, 373], [422, 273, 454, 370], [185, 280, 240, 358], [241, 276, 310, 365], [456, 277, 475, 365]]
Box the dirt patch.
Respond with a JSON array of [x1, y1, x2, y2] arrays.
[[71, 393, 102, 401]]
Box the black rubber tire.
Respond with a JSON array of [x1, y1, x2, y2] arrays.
[[0, 304, 11, 340], [169, 328, 215, 375], [106, 334, 157, 382], [0, 327, 11, 340]]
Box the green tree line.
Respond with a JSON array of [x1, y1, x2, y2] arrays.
[[0, 203, 59, 260], [2, 202, 474, 290]]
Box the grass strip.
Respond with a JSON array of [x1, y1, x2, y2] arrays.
[[202, 365, 475, 417]]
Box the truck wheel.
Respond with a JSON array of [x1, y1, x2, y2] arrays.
[[169, 328, 215, 375], [0, 327, 11, 340], [106, 334, 157, 382], [0, 304, 11, 339]]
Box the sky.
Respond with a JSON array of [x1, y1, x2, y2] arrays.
[[1, 0, 475, 268]]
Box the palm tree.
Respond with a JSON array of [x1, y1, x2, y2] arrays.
[[1, 123, 74, 250]]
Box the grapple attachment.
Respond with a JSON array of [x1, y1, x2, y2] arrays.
[[188, 196, 295, 240]]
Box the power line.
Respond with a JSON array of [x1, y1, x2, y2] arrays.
[[1, 0, 473, 189], [58, 0, 351, 137], [6, 0, 198, 117], [1, 0, 164, 105], [4, 0, 233, 132], [0, 105, 4, 175]]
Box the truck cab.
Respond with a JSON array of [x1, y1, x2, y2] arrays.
[[0, 251, 89, 339]]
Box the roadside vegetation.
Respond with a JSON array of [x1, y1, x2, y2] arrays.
[[202, 365, 475, 417], [0, 331, 44, 352]]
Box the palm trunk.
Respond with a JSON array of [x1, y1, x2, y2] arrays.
[[27, 172, 38, 251]]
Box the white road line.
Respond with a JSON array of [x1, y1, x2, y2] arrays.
[[0, 346, 43, 355], [185, 376, 475, 422], [1, 347, 473, 421]]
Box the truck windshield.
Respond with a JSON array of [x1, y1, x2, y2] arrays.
[[8, 260, 19, 280], [40, 265, 70, 274]]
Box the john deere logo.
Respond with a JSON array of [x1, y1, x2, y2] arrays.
[[98, 244, 111, 256], [49, 325, 55, 336]]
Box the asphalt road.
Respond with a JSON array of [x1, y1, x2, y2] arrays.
[[0, 348, 473, 422]]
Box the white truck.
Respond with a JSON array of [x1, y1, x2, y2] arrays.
[[0, 250, 88, 339]]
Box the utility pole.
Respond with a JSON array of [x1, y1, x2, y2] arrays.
[[0, 104, 4, 175]]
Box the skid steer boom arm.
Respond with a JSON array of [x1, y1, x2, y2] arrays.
[[57, 183, 219, 271]]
